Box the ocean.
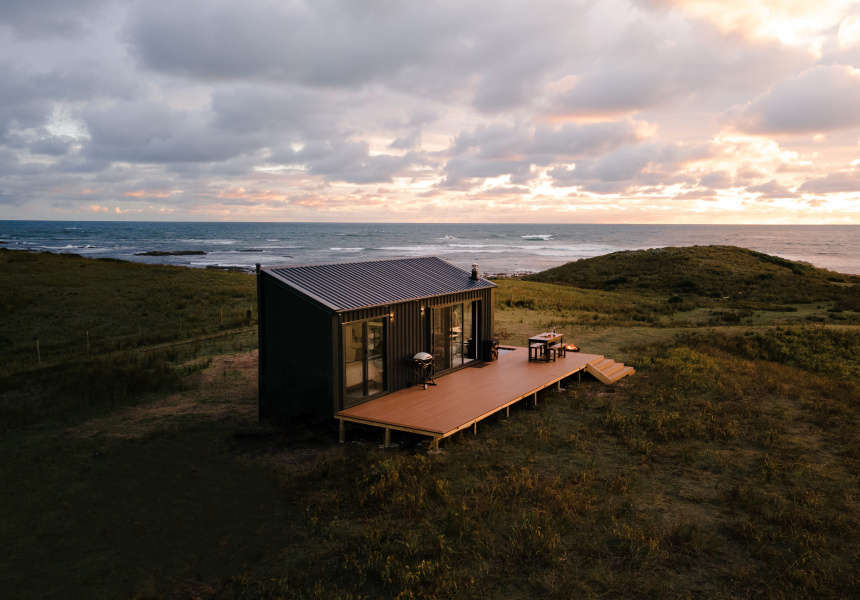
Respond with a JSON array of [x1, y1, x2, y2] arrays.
[[1, 221, 859, 276]]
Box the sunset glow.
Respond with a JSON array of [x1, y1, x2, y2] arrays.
[[1, 0, 859, 223]]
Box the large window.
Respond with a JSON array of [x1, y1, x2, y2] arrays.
[[432, 302, 477, 372], [344, 319, 385, 405]]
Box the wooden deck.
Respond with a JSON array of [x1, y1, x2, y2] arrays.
[[335, 347, 604, 449]]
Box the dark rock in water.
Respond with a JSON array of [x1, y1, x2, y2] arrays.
[[134, 250, 206, 256], [0, 241, 8, 244], [205, 265, 254, 273]]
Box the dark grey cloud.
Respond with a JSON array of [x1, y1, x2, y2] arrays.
[[747, 179, 800, 199], [529, 120, 642, 158], [452, 125, 530, 160], [698, 171, 734, 189], [475, 185, 531, 196], [82, 100, 259, 164], [798, 169, 860, 193], [123, 0, 586, 112], [28, 133, 75, 156], [0, 0, 112, 37], [0, 60, 135, 140], [389, 131, 421, 150], [439, 156, 532, 190], [289, 140, 430, 184], [211, 84, 336, 137], [735, 65, 860, 134], [439, 118, 654, 191], [124, 0, 468, 85], [548, 142, 708, 189]]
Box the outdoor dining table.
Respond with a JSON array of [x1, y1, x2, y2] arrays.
[[528, 332, 563, 362]]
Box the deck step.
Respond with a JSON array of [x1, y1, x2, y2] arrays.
[[586, 357, 635, 384], [608, 365, 635, 383], [592, 358, 615, 371]]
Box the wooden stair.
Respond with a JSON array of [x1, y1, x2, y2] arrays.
[[586, 357, 635, 384]]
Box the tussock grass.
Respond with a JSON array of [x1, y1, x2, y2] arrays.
[[526, 245, 860, 305], [0, 250, 256, 430], [211, 326, 860, 598], [3, 248, 860, 599]]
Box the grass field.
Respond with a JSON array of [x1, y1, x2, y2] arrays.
[[1, 248, 859, 599]]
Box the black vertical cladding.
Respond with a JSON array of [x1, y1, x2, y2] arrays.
[[256, 264, 265, 420], [258, 258, 497, 419], [259, 274, 336, 419]]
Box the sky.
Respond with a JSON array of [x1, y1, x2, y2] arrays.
[[1, 0, 860, 224]]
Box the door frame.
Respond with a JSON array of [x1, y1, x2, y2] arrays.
[[430, 300, 480, 375], [342, 318, 387, 408]]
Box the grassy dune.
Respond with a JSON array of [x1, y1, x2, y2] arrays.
[[2, 248, 860, 599], [525, 245, 860, 305], [0, 248, 257, 430]]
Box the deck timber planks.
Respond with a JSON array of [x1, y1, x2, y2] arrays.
[[336, 347, 604, 446]]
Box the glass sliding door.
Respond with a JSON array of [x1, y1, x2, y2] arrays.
[[344, 319, 385, 406], [344, 322, 366, 403], [463, 303, 475, 362], [432, 302, 477, 373], [367, 320, 384, 396], [432, 306, 449, 371], [451, 303, 464, 366]]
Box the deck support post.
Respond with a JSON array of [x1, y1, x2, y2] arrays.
[[433, 437, 439, 451], [557, 381, 561, 391], [534, 392, 538, 406], [506, 406, 510, 418], [577, 371, 581, 383], [473, 422, 477, 435], [339, 419, 345, 443], [384, 428, 390, 448]]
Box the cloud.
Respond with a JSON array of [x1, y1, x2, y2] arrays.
[[82, 100, 261, 164], [0, 0, 111, 38], [547, 13, 808, 117], [288, 140, 431, 184], [698, 171, 734, 189], [746, 179, 800, 199], [439, 156, 532, 190], [529, 119, 646, 159], [123, 0, 587, 112], [734, 65, 860, 134], [452, 125, 530, 160], [0, 60, 135, 141], [548, 141, 709, 190], [798, 168, 860, 193], [1, 0, 859, 223], [644, 0, 851, 46], [389, 131, 421, 151], [211, 85, 336, 137], [474, 185, 532, 196]]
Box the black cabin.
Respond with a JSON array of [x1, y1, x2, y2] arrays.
[[257, 256, 497, 420]]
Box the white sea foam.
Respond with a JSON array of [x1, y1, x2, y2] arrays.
[[180, 238, 236, 245], [8, 222, 860, 276]]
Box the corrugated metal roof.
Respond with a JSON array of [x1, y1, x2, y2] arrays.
[[264, 256, 496, 312]]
